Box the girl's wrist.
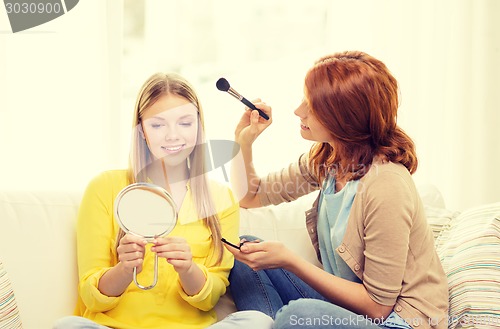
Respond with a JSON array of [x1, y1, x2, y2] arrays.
[[235, 137, 251, 147], [178, 260, 196, 276], [116, 261, 135, 278], [282, 252, 303, 272]]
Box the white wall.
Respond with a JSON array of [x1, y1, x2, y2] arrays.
[[0, 0, 123, 193], [1, 0, 498, 211]]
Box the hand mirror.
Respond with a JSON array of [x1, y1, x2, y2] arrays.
[[114, 183, 177, 290]]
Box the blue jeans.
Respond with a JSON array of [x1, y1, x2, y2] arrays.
[[53, 311, 273, 329], [274, 299, 412, 329], [229, 235, 412, 329], [229, 259, 328, 319]]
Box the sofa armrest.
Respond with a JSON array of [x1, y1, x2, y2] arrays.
[[0, 190, 81, 329]]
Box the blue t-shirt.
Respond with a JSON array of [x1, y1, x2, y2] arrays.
[[317, 175, 412, 329], [317, 176, 361, 283]]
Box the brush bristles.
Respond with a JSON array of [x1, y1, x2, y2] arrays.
[[216, 78, 230, 91]]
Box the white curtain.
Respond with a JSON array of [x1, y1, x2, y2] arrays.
[[320, 0, 500, 211], [138, 0, 500, 211], [0, 0, 123, 192], [1, 0, 498, 211]]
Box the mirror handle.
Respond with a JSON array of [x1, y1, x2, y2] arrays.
[[133, 253, 159, 290]]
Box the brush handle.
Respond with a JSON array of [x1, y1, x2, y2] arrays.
[[221, 238, 241, 250], [241, 97, 270, 120]]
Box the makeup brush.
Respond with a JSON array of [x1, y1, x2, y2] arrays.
[[216, 77, 269, 120]]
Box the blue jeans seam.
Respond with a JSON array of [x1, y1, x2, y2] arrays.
[[252, 269, 276, 318], [281, 269, 313, 299]]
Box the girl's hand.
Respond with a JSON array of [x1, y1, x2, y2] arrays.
[[235, 99, 273, 147], [224, 240, 296, 271], [117, 234, 147, 274], [152, 236, 193, 274]]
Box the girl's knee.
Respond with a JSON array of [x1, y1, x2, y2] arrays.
[[53, 316, 106, 329], [237, 310, 274, 328], [278, 299, 315, 316], [274, 299, 334, 328], [274, 299, 307, 328], [239, 234, 262, 242], [53, 316, 80, 329], [214, 310, 273, 329]]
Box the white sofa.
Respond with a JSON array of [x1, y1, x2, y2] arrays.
[[1, 187, 499, 329]]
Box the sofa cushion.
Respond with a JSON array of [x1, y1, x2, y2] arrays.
[[239, 192, 321, 267], [0, 260, 22, 329], [436, 202, 500, 329]]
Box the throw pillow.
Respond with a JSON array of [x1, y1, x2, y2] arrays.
[[437, 202, 500, 329], [424, 204, 460, 253], [0, 260, 23, 329]]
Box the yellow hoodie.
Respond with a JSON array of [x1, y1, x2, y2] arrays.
[[74, 170, 239, 329]]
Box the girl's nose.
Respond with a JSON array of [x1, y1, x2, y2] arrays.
[[294, 101, 307, 118], [164, 127, 179, 141]]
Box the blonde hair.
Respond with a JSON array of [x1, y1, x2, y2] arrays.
[[117, 72, 224, 265]]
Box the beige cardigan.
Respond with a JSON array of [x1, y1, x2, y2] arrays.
[[256, 154, 449, 329]]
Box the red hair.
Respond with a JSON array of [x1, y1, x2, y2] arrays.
[[305, 51, 417, 182]]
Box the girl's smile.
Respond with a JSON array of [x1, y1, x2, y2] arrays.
[[161, 144, 185, 154]]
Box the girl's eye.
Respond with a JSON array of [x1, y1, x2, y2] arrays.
[[150, 123, 163, 129], [179, 122, 193, 127]]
